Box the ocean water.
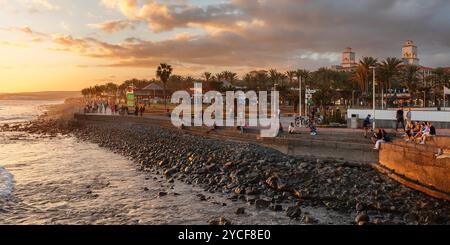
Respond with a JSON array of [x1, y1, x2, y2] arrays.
[[0, 100, 348, 225], [0, 100, 62, 124]]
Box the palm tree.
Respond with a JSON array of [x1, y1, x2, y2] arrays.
[[221, 71, 238, 86], [286, 71, 296, 86], [358, 57, 378, 94], [378, 57, 402, 107], [215, 73, 224, 83], [81, 88, 92, 98], [104, 82, 118, 96], [401, 65, 420, 105], [432, 67, 449, 106], [202, 72, 212, 81], [269, 69, 282, 88], [353, 65, 367, 92], [202, 72, 212, 90], [156, 63, 173, 109], [379, 57, 402, 91], [296, 69, 310, 87]]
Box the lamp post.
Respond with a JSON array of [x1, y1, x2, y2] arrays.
[[423, 91, 426, 108], [299, 76, 302, 117], [370, 66, 376, 130]]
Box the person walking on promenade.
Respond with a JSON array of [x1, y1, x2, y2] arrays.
[[363, 114, 372, 138], [406, 107, 412, 125], [396, 106, 405, 132], [308, 122, 317, 136], [139, 105, 145, 117]]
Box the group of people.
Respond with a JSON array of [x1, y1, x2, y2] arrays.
[[134, 104, 146, 117], [84, 100, 119, 115], [405, 121, 436, 144], [84, 99, 149, 117], [397, 106, 437, 144], [363, 106, 438, 150], [288, 121, 317, 136]]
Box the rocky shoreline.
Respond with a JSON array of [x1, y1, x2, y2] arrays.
[[2, 118, 449, 225]]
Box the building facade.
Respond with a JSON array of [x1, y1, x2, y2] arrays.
[[331, 47, 358, 72], [402, 40, 420, 66]]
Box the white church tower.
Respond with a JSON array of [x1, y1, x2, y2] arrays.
[[402, 40, 420, 65], [341, 47, 357, 69]]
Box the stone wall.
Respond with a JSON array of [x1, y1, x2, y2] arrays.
[[379, 138, 450, 200]]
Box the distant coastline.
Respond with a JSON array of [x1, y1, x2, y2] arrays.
[[0, 91, 81, 101]]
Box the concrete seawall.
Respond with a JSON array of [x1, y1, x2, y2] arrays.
[[74, 114, 379, 164], [378, 139, 450, 201]]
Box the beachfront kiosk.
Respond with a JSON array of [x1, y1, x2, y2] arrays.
[[126, 89, 136, 115]]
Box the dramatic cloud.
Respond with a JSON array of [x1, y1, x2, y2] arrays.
[[91, 0, 450, 70], [9, 0, 447, 75], [88, 20, 136, 33]]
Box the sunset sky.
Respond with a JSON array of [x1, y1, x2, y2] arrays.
[[1, 0, 450, 93]]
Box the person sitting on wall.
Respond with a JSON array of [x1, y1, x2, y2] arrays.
[[277, 122, 284, 137], [373, 129, 388, 150], [309, 122, 318, 136], [411, 121, 421, 138], [405, 121, 414, 142], [413, 122, 427, 143], [288, 122, 295, 134], [363, 114, 372, 138], [419, 122, 436, 145]]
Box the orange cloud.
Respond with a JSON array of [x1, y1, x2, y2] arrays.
[[88, 20, 135, 33]]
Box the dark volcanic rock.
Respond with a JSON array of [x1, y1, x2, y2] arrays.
[[255, 199, 271, 209], [235, 207, 246, 215], [157, 191, 168, 198], [23, 117, 450, 225], [286, 206, 302, 219], [355, 212, 370, 224]]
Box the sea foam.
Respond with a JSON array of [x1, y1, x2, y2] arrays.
[[0, 167, 14, 199]]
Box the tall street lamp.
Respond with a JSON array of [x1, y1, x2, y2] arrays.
[[423, 91, 426, 108], [370, 66, 376, 130], [299, 76, 302, 117]]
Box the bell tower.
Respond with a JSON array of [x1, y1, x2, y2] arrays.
[[342, 47, 356, 68], [402, 40, 419, 65]]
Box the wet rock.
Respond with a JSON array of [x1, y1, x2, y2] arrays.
[[157, 191, 168, 197], [209, 217, 232, 225], [271, 205, 283, 212], [235, 207, 246, 215], [265, 176, 287, 191], [24, 115, 449, 225], [197, 194, 207, 201], [303, 215, 318, 224], [246, 188, 260, 196], [286, 206, 302, 219], [219, 217, 232, 225], [255, 199, 271, 209], [355, 212, 370, 224], [356, 203, 365, 212], [234, 187, 245, 195]]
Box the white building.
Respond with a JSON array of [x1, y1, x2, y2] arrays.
[[331, 47, 358, 72], [402, 40, 420, 66]]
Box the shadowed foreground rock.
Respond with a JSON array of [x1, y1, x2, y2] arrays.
[[8, 118, 450, 225]]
